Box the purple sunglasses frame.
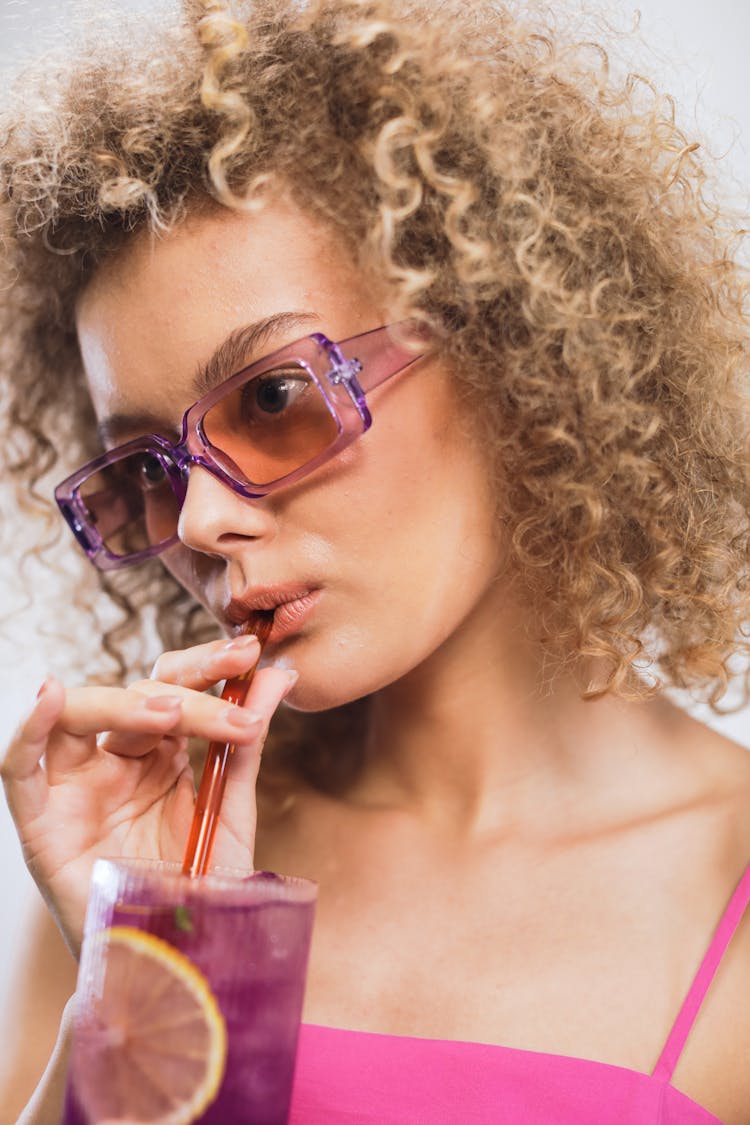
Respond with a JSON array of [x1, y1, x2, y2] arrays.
[[55, 323, 426, 571]]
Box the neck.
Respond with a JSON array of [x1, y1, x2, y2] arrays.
[[356, 594, 676, 839]]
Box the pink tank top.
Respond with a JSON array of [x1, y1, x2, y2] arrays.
[[289, 862, 750, 1124]]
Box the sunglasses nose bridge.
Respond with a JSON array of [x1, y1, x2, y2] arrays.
[[170, 425, 214, 481], [171, 442, 194, 480], [169, 437, 238, 504]]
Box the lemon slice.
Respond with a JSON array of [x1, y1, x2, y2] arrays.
[[72, 925, 227, 1125]]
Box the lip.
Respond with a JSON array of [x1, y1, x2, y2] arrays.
[[225, 585, 321, 644]]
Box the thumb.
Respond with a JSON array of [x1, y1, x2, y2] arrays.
[[213, 667, 298, 855]]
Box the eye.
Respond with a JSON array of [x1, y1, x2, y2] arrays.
[[241, 369, 311, 421], [135, 452, 169, 491]]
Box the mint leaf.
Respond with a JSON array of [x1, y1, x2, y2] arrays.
[[174, 905, 194, 933]]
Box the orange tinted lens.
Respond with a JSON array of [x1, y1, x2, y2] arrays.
[[79, 452, 180, 557], [202, 365, 339, 486]]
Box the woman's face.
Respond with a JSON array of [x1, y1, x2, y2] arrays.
[[76, 198, 505, 709]]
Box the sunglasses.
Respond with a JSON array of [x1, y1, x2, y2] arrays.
[[55, 323, 425, 570]]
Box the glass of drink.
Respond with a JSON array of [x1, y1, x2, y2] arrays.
[[62, 858, 317, 1125]]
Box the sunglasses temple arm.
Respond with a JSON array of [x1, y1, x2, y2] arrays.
[[337, 325, 426, 395]]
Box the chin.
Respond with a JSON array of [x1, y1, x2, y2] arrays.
[[280, 678, 369, 714], [271, 622, 438, 711]]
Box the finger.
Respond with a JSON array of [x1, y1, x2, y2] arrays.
[[39, 687, 185, 779], [1, 677, 66, 826], [43, 694, 184, 786], [48, 685, 184, 739], [47, 685, 184, 743], [88, 658, 291, 760], [149, 633, 261, 692], [219, 667, 298, 832], [96, 683, 263, 758], [242, 665, 299, 724], [96, 724, 191, 763]]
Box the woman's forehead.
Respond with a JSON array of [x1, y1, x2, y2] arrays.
[[75, 199, 388, 416], [77, 198, 378, 332]]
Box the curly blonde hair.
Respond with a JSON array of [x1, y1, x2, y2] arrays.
[[2, 0, 750, 776]]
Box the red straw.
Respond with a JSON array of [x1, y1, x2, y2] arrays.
[[182, 611, 274, 878]]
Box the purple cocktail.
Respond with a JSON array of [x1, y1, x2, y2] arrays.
[[62, 858, 317, 1124]]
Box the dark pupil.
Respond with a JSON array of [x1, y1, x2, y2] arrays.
[[140, 454, 166, 483], [256, 378, 292, 415]]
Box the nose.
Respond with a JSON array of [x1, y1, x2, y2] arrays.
[[177, 464, 274, 558]]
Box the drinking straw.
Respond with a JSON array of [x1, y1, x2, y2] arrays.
[[182, 611, 274, 878]]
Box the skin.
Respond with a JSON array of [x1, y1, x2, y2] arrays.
[[3, 196, 750, 1123]]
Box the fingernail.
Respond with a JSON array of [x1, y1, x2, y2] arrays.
[[142, 695, 183, 713], [224, 707, 262, 729], [36, 678, 51, 700], [223, 634, 261, 651], [281, 671, 299, 698]]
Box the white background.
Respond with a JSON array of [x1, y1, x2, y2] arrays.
[[1, 0, 750, 1032]]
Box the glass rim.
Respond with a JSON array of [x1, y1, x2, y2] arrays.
[[92, 856, 319, 904]]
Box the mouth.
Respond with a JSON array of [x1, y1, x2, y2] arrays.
[[225, 586, 322, 645]]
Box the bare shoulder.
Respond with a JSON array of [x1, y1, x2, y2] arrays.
[[664, 707, 750, 1125], [682, 708, 750, 870]]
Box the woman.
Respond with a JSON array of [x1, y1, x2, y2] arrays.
[[2, 0, 750, 1121]]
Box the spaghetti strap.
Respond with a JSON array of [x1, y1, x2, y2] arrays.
[[652, 861, 750, 1082]]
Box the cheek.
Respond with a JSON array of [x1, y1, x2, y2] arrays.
[[306, 428, 499, 663], [358, 408, 494, 574]]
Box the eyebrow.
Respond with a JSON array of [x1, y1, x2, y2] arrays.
[[96, 309, 321, 447]]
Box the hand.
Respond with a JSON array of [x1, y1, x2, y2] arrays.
[[1, 636, 296, 956]]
